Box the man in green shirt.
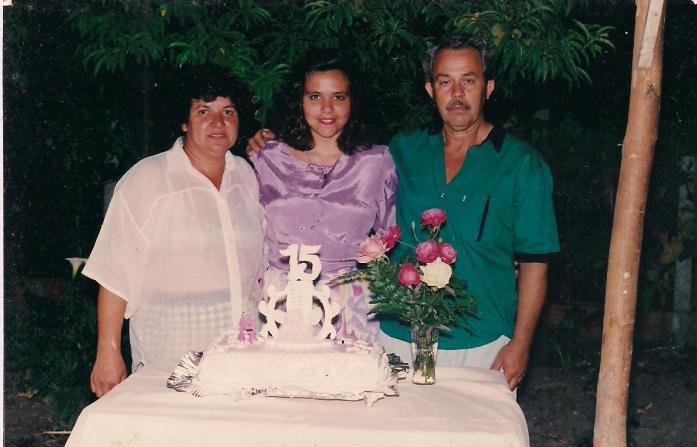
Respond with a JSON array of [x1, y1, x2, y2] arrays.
[[378, 36, 559, 391]]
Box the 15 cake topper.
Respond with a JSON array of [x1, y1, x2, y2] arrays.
[[259, 244, 342, 341]]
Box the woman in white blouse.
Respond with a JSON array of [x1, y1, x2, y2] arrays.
[[84, 72, 266, 397]]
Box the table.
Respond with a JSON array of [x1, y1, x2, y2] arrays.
[[66, 366, 529, 447]]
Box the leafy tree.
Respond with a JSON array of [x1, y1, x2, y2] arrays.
[[67, 0, 613, 134]]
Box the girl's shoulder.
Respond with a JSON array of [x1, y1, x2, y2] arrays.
[[262, 139, 288, 152], [353, 143, 390, 159], [250, 140, 288, 165], [346, 144, 395, 177]]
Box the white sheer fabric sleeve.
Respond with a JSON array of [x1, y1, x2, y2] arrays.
[[82, 182, 151, 319]]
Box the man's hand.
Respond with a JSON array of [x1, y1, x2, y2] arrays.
[[490, 339, 529, 391], [245, 128, 276, 156], [90, 350, 127, 397], [491, 262, 548, 391]]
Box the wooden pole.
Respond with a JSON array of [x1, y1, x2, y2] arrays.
[[594, 1, 665, 446]]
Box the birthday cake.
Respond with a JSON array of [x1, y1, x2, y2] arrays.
[[167, 244, 399, 405]]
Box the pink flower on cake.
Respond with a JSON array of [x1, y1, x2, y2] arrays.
[[420, 258, 453, 289], [421, 208, 446, 229], [397, 263, 421, 287], [437, 242, 457, 264], [356, 235, 387, 263], [415, 239, 439, 264], [379, 225, 401, 250], [237, 314, 257, 343]]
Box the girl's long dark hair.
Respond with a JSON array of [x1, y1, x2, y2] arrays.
[[275, 51, 372, 155]]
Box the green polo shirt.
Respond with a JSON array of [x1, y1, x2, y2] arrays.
[[380, 126, 559, 349]]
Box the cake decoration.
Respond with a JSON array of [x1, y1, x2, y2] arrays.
[[236, 314, 257, 343], [168, 244, 398, 405], [259, 244, 341, 341]]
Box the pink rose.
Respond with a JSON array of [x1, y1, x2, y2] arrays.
[[356, 235, 387, 263], [379, 225, 401, 250], [437, 242, 457, 264], [415, 239, 439, 264], [397, 263, 421, 287], [421, 208, 446, 229]]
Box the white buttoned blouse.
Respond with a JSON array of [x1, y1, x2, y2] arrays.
[[83, 138, 266, 370]]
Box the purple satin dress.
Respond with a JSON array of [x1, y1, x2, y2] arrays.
[[251, 141, 398, 342]]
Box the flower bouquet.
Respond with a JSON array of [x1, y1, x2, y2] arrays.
[[332, 209, 477, 384]]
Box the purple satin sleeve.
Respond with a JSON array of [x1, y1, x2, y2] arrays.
[[251, 141, 397, 274]]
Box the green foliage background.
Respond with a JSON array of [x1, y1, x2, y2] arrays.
[[3, 0, 696, 427], [66, 0, 613, 130]]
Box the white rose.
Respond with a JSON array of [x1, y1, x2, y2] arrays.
[[419, 258, 452, 289]]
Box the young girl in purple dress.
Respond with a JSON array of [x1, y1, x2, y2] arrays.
[[249, 52, 397, 342]]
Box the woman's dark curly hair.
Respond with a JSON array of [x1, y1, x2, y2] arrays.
[[175, 66, 250, 128], [276, 51, 371, 155]]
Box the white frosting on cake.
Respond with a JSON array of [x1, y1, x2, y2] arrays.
[[192, 331, 397, 403], [168, 244, 399, 405]]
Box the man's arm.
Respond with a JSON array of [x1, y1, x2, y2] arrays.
[[90, 286, 128, 397], [490, 262, 548, 390]]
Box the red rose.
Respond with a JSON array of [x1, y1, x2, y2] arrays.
[[379, 225, 401, 250], [415, 239, 439, 264], [421, 208, 446, 229], [437, 242, 457, 264], [397, 263, 421, 287]]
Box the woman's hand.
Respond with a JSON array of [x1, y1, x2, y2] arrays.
[[90, 349, 127, 397], [246, 128, 276, 156], [91, 286, 128, 397]]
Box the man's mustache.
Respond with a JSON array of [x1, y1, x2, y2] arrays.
[[446, 99, 470, 110]]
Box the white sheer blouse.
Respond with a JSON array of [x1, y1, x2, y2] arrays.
[[83, 138, 266, 370]]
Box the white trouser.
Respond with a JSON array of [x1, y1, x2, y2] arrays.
[[377, 330, 511, 369]]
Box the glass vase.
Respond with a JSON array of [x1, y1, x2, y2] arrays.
[[410, 326, 439, 384]]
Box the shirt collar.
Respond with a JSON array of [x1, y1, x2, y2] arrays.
[[166, 137, 189, 168], [166, 137, 236, 171], [482, 125, 505, 153], [432, 124, 506, 154]]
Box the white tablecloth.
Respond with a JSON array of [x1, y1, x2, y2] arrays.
[[67, 366, 529, 447]]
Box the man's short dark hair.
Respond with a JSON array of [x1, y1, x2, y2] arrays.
[[423, 36, 495, 82]]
